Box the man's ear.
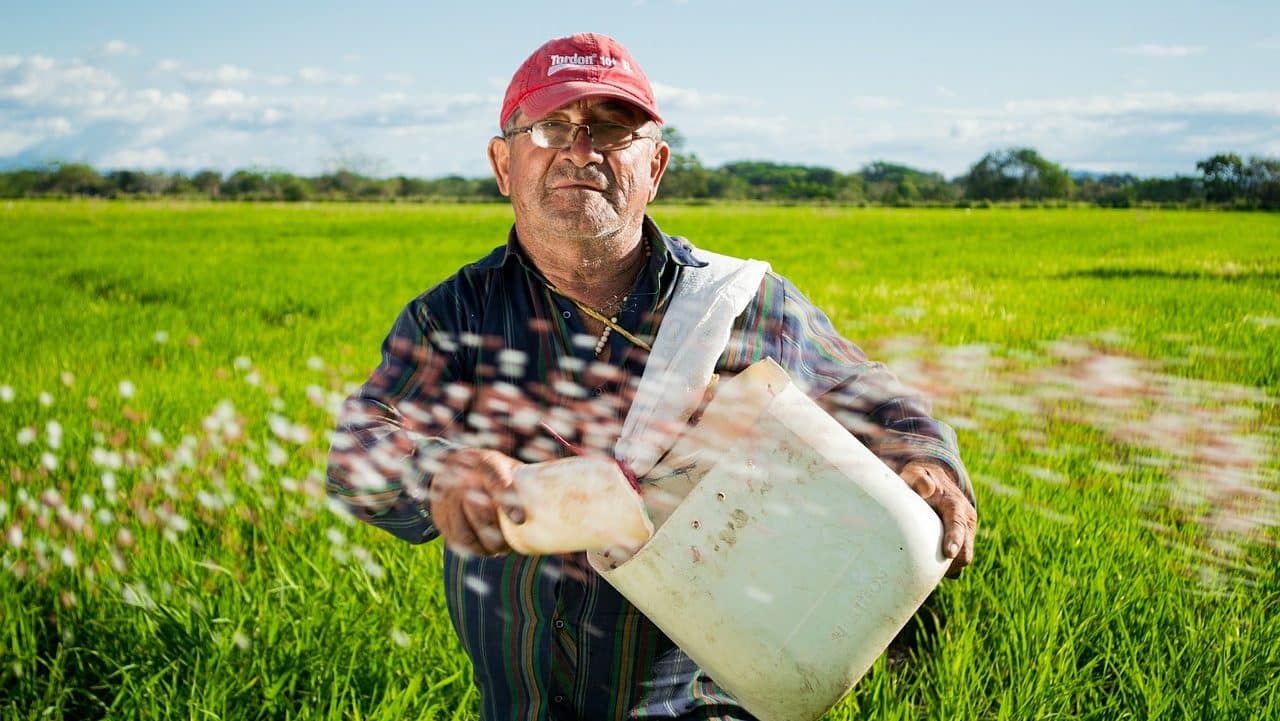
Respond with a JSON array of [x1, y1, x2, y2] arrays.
[[647, 140, 671, 202], [488, 136, 512, 197]]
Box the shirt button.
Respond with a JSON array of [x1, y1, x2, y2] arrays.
[[554, 619, 565, 629], [553, 695, 564, 703]]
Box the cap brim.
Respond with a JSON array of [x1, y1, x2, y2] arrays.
[[515, 81, 663, 126]]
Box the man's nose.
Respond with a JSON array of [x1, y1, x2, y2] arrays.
[[563, 125, 603, 166]]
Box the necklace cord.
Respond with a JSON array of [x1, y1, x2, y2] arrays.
[[545, 284, 653, 352], [544, 240, 654, 353]]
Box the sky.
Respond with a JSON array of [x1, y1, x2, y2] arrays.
[[2, 0, 1278, 179]]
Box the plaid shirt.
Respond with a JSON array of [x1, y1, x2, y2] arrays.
[[327, 216, 972, 721]]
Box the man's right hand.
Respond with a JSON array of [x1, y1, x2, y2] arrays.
[[430, 448, 525, 557]]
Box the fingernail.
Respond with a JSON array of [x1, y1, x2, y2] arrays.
[[947, 543, 959, 557], [509, 508, 525, 524]]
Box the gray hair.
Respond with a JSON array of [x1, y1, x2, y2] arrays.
[[501, 109, 523, 137]]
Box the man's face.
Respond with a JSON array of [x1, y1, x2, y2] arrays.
[[488, 97, 670, 242]]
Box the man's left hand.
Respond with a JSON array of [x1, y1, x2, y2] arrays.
[[899, 460, 976, 576]]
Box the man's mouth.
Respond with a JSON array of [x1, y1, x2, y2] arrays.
[[552, 182, 607, 192]]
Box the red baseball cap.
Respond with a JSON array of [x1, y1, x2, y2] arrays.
[[500, 33, 663, 128]]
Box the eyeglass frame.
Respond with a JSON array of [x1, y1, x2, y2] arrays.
[[503, 119, 661, 152]]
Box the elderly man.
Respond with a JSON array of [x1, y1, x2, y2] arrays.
[[328, 32, 976, 721]]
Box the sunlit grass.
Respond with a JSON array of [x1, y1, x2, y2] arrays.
[[1, 201, 1277, 720]]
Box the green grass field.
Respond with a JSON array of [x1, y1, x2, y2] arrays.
[[1, 201, 1278, 720]]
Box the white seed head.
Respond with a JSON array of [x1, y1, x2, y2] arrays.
[[267, 442, 288, 467], [45, 420, 62, 449]]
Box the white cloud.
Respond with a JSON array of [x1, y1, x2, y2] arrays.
[[182, 64, 252, 86], [100, 40, 140, 57], [154, 59, 183, 73], [996, 91, 1280, 118], [1115, 44, 1206, 58], [1176, 130, 1269, 155], [136, 88, 190, 112], [0, 115, 75, 156], [676, 86, 1280, 178], [0, 130, 34, 156], [0, 55, 119, 104], [850, 95, 901, 111], [298, 67, 360, 87], [897, 90, 1277, 174], [935, 85, 956, 99], [204, 88, 247, 107], [651, 81, 755, 112], [40, 116, 75, 135], [382, 72, 414, 86], [100, 146, 170, 167]]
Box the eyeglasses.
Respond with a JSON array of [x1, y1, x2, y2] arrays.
[[504, 120, 658, 152]]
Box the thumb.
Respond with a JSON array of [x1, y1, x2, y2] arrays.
[[900, 462, 940, 499], [482, 456, 525, 524]]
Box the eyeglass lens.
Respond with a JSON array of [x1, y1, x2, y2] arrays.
[[532, 121, 635, 151]]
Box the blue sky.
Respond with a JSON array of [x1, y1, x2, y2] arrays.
[[2, 0, 1277, 178]]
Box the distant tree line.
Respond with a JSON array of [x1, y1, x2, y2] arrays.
[[2, 136, 1277, 209], [0, 165, 504, 203], [657, 132, 1280, 210]]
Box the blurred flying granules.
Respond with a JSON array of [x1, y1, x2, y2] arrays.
[[3, 330, 1276, 599], [878, 332, 1279, 588]]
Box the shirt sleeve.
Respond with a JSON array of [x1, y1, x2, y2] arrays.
[[723, 271, 976, 507], [325, 294, 468, 544]]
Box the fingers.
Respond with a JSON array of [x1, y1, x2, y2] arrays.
[[439, 508, 486, 557], [457, 450, 525, 524], [493, 485, 525, 524], [899, 461, 977, 576], [438, 488, 510, 557], [477, 453, 525, 524], [939, 494, 976, 576], [433, 448, 522, 557], [461, 489, 509, 556]]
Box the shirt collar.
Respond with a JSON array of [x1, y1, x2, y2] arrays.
[[479, 215, 710, 271]]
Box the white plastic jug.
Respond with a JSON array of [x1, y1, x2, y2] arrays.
[[588, 358, 951, 721], [497, 455, 653, 555]]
